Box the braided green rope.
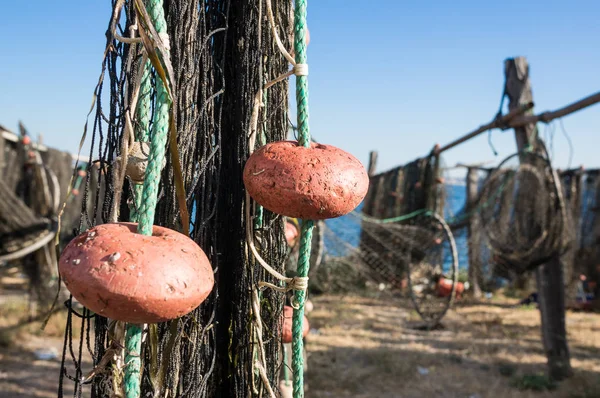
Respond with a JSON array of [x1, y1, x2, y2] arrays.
[[292, 1, 311, 397], [292, 220, 312, 397], [130, 63, 153, 222], [124, 0, 170, 396]]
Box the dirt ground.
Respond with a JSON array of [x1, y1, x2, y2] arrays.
[[1, 271, 599, 397], [304, 293, 600, 398]]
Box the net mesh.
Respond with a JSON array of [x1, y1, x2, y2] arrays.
[[310, 156, 459, 326], [58, 1, 292, 397]]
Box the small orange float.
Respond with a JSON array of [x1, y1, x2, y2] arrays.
[[59, 222, 214, 323], [285, 220, 300, 247], [282, 305, 309, 343], [243, 141, 369, 219], [436, 277, 464, 298]]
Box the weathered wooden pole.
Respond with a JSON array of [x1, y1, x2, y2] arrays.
[[367, 151, 378, 177], [466, 167, 482, 298], [504, 57, 572, 380]]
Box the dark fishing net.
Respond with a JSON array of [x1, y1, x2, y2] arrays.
[[58, 0, 291, 397], [558, 168, 600, 305], [0, 129, 77, 307], [443, 166, 495, 292], [312, 155, 459, 326], [476, 147, 572, 277]]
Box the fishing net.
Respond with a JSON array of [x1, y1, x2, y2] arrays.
[[311, 155, 459, 327], [475, 147, 572, 277], [561, 168, 600, 304], [443, 166, 495, 292], [0, 130, 78, 306], [58, 0, 291, 397]]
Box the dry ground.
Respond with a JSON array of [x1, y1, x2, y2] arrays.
[[304, 293, 600, 398], [1, 265, 599, 397]]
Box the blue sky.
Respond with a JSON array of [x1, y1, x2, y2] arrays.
[[1, 1, 599, 176]]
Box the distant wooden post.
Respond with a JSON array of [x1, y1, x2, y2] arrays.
[[367, 151, 378, 177], [466, 167, 482, 298], [0, 129, 5, 174], [505, 57, 572, 380]]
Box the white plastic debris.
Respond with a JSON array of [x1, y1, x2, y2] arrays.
[[417, 366, 429, 376], [34, 348, 58, 361]]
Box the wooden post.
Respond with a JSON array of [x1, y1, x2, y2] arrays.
[[504, 57, 572, 380], [367, 151, 378, 176], [0, 128, 5, 175], [466, 167, 482, 298]]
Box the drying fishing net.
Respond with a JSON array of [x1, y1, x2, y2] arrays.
[[312, 155, 459, 326], [0, 126, 78, 307], [559, 168, 600, 304], [475, 146, 572, 277], [58, 0, 291, 397], [442, 166, 496, 292]]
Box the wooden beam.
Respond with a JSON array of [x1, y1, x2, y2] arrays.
[[510, 91, 600, 128], [504, 56, 572, 381], [435, 102, 534, 155]]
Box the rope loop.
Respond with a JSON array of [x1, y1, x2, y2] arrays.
[[293, 63, 309, 76]]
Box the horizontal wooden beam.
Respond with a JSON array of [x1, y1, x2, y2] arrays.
[[434, 102, 534, 155], [510, 91, 600, 128]]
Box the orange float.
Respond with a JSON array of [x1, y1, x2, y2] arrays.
[[285, 220, 300, 247], [59, 222, 214, 323], [243, 141, 369, 219], [436, 277, 464, 298], [282, 305, 309, 343]]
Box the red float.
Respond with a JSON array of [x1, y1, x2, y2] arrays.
[[59, 222, 214, 323], [285, 220, 300, 247], [436, 277, 464, 298], [243, 141, 369, 219], [282, 305, 309, 343]]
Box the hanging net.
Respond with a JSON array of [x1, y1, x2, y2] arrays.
[[475, 147, 572, 277], [311, 155, 459, 327], [58, 1, 292, 397]]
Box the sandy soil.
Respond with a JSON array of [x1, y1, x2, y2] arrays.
[[304, 293, 600, 398], [2, 266, 599, 398]]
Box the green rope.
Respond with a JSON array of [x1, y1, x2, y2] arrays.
[[124, 0, 170, 396], [292, 220, 313, 398], [291, 1, 312, 397], [130, 62, 153, 222]]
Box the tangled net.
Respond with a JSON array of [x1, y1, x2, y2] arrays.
[[476, 148, 572, 276], [312, 153, 459, 327], [58, 1, 292, 397]]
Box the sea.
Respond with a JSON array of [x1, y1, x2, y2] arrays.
[[324, 184, 469, 271]]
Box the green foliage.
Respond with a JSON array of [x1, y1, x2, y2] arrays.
[[511, 373, 557, 392]]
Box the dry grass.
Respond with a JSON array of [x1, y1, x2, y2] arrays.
[[0, 268, 88, 398], [304, 293, 600, 398]]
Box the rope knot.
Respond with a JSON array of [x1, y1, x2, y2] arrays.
[[288, 276, 308, 291], [293, 63, 309, 76]]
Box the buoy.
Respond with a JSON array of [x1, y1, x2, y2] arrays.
[[22, 135, 31, 145], [77, 170, 87, 177], [285, 220, 300, 247], [59, 222, 214, 323], [72, 189, 80, 196], [282, 305, 309, 344], [244, 141, 369, 219], [436, 277, 464, 298]]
